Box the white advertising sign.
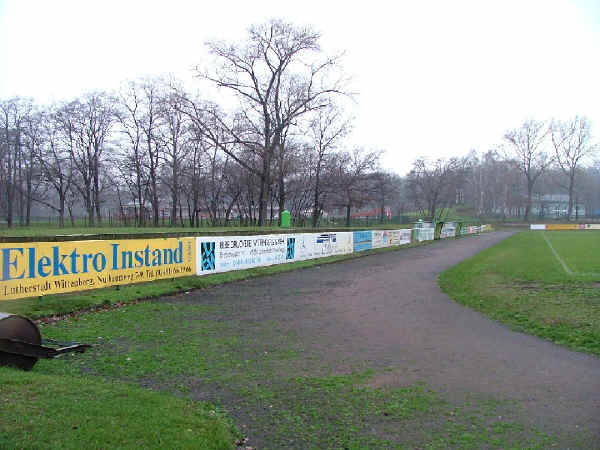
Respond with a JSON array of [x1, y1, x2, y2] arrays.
[[530, 224, 546, 230], [292, 232, 353, 261], [371, 230, 388, 248], [196, 234, 289, 275], [415, 228, 434, 241], [440, 223, 456, 238], [372, 229, 412, 248], [390, 229, 412, 246]]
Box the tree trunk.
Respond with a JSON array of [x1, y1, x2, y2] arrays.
[[171, 157, 178, 226], [567, 171, 575, 220], [278, 177, 285, 226], [312, 171, 321, 228], [150, 170, 159, 227], [94, 155, 102, 224], [258, 152, 270, 226], [58, 193, 65, 228], [524, 189, 533, 222]]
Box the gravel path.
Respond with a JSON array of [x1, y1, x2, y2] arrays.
[[187, 231, 600, 443]]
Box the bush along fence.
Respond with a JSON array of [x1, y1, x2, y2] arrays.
[[0, 224, 490, 301]]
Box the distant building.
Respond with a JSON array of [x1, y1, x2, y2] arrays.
[[532, 194, 586, 219], [350, 207, 392, 219]]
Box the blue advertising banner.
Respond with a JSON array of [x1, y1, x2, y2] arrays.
[[353, 230, 373, 252]]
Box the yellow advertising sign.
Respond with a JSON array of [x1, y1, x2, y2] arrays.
[[545, 224, 580, 230], [0, 238, 196, 301]]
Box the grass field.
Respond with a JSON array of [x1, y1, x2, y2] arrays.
[[1, 296, 557, 449], [440, 230, 600, 356]]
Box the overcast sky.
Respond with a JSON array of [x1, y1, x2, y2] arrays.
[[1, 0, 599, 174]]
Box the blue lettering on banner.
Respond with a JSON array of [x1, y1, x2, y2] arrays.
[[1, 248, 24, 281], [317, 233, 336, 244], [1, 241, 186, 281]]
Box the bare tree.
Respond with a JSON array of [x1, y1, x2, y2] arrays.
[[116, 80, 151, 226], [192, 19, 348, 226], [406, 157, 465, 221], [332, 148, 380, 226], [551, 116, 597, 219], [0, 97, 33, 227], [157, 88, 189, 226], [21, 107, 44, 225], [307, 105, 351, 226], [181, 125, 207, 227], [504, 120, 552, 221], [60, 93, 115, 226], [32, 107, 74, 227], [370, 171, 399, 223], [119, 79, 165, 226]]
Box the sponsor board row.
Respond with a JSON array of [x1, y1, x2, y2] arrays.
[[441, 223, 491, 239], [530, 224, 600, 230], [1, 230, 412, 301], [440, 223, 456, 239], [462, 225, 481, 235], [415, 228, 435, 242]]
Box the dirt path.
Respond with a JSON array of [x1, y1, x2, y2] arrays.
[[281, 231, 600, 439], [184, 231, 599, 443]]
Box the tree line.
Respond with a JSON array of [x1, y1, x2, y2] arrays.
[[406, 117, 598, 222], [0, 20, 390, 228], [1, 20, 598, 229]]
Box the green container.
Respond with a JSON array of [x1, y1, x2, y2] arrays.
[[280, 210, 291, 228]]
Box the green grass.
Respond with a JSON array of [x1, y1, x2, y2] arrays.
[[440, 231, 600, 356], [0, 241, 427, 319], [0, 367, 238, 449], [14, 298, 560, 449], [541, 230, 600, 274]]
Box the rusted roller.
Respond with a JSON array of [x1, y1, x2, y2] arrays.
[[0, 312, 90, 371], [0, 313, 42, 370]]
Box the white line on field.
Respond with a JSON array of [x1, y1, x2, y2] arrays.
[[542, 232, 573, 276]]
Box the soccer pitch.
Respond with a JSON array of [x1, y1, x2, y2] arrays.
[[440, 230, 600, 356], [541, 231, 600, 278]]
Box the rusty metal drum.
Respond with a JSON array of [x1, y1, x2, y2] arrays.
[[0, 312, 42, 370]]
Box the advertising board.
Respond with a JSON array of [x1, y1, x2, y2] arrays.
[[390, 229, 412, 246], [353, 231, 373, 252], [545, 224, 579, 230], [370, 229, 411, 248], [415, 228, 434, 241], [371, 230, 389, 248], [440, 223, 456, 238], [0, 238, 196, 301], [292, 232, 353, 261], [196, 234, 288, 275]]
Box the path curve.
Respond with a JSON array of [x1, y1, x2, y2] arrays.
[[190, 231, 600, 441]]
